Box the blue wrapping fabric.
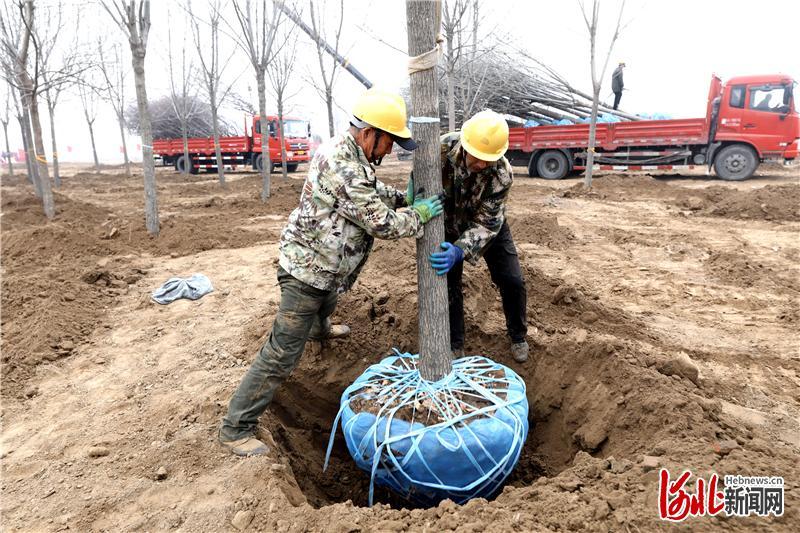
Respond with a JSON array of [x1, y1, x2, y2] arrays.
[[151, 273, 214, 305], [325, 353, 529, 506]]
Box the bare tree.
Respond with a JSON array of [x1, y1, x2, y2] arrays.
[[97, 40, 131, 176], [308, 0, 344, 138], [0, 0, 54, 218], [578, 0, 626, 188], [101, 0, 159, 236], [441, 0, 470, 132], [230, 0, 284, 200], [188, 0, 238, 186], [166, 4, 200, 174], [36, 0, 82, 187], [266, 26, 299, 179], [1, 82, 13, 175], [77, 72, 101, 169]]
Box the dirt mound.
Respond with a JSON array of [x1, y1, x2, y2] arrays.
[[559, 175, 800, 222], [704, 250, 799, 293], [0, 177, 287, 399], [679, 184, 800, 221], [509, 213, 575, 250], [559, 174, 670, 200]]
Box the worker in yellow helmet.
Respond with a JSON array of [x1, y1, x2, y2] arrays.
[[218, 88, 443, 456], [414, 110, 529, 363]]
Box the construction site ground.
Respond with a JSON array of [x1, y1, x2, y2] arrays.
[[2, 159, 799, 532]]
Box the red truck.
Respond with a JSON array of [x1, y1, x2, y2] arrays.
[[153, 115, 312, 174], [507, 74, 799, 180]]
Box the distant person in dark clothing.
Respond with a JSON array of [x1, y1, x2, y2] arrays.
[[612, 62, 625, 110]]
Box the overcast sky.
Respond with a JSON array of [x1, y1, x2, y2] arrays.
[[3, 0, 799, 164]]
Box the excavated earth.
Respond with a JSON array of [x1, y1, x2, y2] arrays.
[[1, 161, 799, 532]]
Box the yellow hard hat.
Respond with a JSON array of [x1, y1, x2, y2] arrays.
[[352, 88, 417, 150], [460, 110, 509, 162]]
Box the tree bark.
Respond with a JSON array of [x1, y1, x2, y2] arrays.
[[446, 34, 456, 132], [131, 48, 160, 235], [277, 100, 288, 179], [25, 87, 54, 218], [87, 119, 100, 169], [47, 102, 60, 187], [211, 102, 225, 185], [584, 87, 600, 188], [3, 121, 13, 176], [17, 111, 37, 188], [117, 113, 130, 176], [325, 86, 334, 138], [27, 95, 55, 218], [407, 0, 451, 382], [257, 71, 270, 199], [181, 119, 190, 174]]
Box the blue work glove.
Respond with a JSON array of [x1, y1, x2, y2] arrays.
[[405, 172, 414, 206], [411, 194, 443, 224], [429, 242, 464, 275]]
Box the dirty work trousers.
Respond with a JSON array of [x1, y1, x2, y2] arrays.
[[220, 267, 337, 441], [447, 221, 528, 351], [613, 91, 622, 110]]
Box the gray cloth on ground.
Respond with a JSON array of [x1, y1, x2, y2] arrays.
[[151, 273, 214, 304]]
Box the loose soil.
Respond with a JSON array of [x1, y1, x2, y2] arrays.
[[2, 161, 799, 532]]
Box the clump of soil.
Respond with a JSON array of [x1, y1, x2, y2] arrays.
[[348, 358, 507, 426], [694, 184, 800, 221], [509, 213, 575, 250]]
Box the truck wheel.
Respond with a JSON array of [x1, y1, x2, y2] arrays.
[[714, 144, 758, 181], [254, 154, 274, 173], [176, 155, 198, 175], [536, 150, 570, 180], [286, 163, 299, 173]]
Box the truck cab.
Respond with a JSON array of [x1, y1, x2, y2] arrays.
[[714, 74, 799, 166], [252, 115, 312, 172]]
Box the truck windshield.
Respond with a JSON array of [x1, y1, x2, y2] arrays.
[[793, 82, 799, 113], [282, 120, 308, 138], [749, 85, 789, 113]]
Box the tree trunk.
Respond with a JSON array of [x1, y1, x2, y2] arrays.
[[47, 103, 61, 187], [2, 121, 13, 176], [87, 120, 100, 169], [118, 114, 131, 176], [17, 111, 37, 189], [325, 86, 334, 138], [407, 0, 451, 382], [446, 35, 456, 132], [131, 49, 159, 235], [277, 100, 288, 179], [210, 103, 226, 186], [25, 90, 54, 218], [181, 119, 190, 174], [584, 86, 601, 188], [257, 71, 270, 199]]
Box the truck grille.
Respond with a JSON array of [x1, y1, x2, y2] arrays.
[[290, 143, 308, 150]]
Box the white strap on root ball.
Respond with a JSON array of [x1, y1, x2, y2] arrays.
[[325, 351, 529, 506]]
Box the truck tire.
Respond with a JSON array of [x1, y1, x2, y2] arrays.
[[536, 150, 570, 180], [714, 144, 758, 181], [176, 155, 198, 175], [286, 163, 299, 173], [254, 154, 273, 174]]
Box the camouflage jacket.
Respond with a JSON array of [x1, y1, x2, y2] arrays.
[[440, 132, 513, 263], [279, 132, 422, 292]]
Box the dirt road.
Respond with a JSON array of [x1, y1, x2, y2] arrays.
[[2, 160, 798, 531]]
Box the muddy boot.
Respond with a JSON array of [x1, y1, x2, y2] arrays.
[[511, 341, 529, 363], [310, 317, 350, 341], [220, 436, 271, 457]]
